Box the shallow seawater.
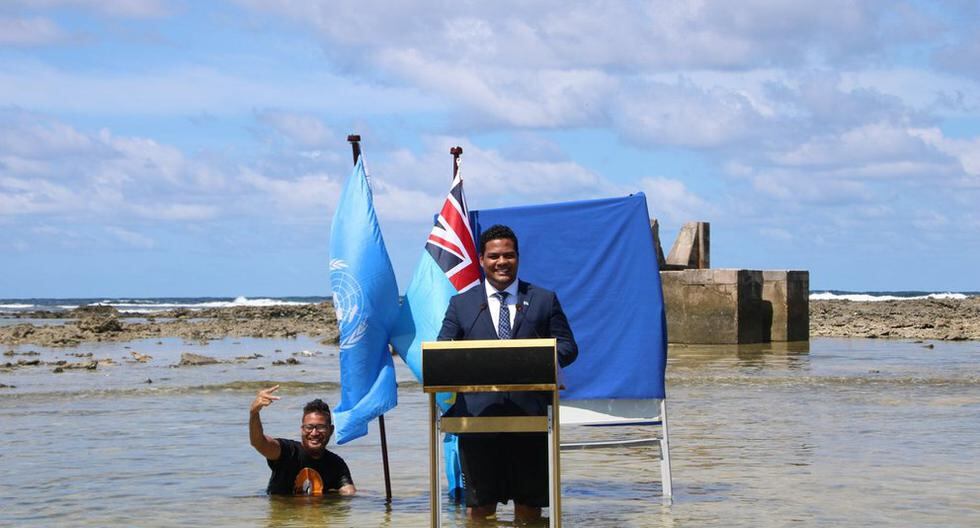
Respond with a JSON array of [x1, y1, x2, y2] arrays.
[[1, 337, 978, 527]]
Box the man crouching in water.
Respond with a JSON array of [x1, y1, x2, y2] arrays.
[[249, 385, 356, 496]]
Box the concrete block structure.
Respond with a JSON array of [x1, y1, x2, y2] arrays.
[[664, 222, 709, 270], [660, 269, 770, 344], [762, 270, 809, 341], [654, 220, 809, 344]]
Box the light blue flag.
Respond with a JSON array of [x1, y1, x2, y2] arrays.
[[390, 253, 458, 381], [391, 253, 465, 501], [329, 157, 399, 445], [389, 168, 480, 502]]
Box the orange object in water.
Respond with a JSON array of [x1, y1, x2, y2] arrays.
[[293, 467, 324, 495]]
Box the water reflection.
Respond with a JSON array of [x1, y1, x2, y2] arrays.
[[264, 494, 355, 527], [668, 341, 811, 371], [454, 511, 549, 528]]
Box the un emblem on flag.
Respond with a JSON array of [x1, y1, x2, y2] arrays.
[[330, 259, 368, 349]]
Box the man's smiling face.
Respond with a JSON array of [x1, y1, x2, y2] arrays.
[[480, 238, 519, 291], [300, 411, 332, 455]]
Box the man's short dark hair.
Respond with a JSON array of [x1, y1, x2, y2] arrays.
[[479, 224, 519, 254], [303, 399, 332, 422]]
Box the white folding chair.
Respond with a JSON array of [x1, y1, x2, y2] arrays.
[[559, 398, 673, 497]]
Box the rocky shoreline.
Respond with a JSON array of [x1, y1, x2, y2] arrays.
[[1, 297, 979, 349], [809, 297, 980, 341], [0, 303, 340, 348]]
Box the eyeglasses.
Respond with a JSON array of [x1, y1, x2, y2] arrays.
[[302, 424, 331, 433]]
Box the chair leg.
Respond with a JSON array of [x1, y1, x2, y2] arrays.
[[659, 399, 673, 498]]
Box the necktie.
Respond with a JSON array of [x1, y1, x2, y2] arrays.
[[495, 292, 511, 339]]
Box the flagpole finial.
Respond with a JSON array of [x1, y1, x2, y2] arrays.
[[450, 146, 462, 179], [347, 134, 362, 165]]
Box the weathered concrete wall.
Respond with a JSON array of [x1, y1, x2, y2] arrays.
[[661, 269, 769, 344], [762, 270, 809, 341]]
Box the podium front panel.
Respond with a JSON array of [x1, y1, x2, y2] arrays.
[[422, 338, 557, 389]]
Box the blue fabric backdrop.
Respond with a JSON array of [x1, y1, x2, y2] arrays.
[[473, 193, 667, 400]]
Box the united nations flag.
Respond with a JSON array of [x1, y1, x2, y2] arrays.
[[329, 156, 399, 444]]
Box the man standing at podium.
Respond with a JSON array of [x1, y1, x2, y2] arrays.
[[438, 224, 578, 522]]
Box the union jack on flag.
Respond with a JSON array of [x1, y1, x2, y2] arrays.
[[425, 161, 480, 292]]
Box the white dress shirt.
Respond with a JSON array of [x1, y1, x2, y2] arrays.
[[485, 279, 519, 337]]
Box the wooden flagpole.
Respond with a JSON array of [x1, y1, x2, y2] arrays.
[[347, 134, 393, 504]]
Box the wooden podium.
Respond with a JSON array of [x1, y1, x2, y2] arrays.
[[422, 338, 562, 527]]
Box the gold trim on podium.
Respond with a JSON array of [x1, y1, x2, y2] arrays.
[[422, 337, 554, 350], [440, 416, 550, 434]]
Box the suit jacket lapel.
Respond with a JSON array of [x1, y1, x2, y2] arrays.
[[511, 280, 530, 336]]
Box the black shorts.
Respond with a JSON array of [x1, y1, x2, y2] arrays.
[[458, 432, 549, 508]]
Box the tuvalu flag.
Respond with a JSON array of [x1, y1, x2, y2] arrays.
[[390, 157, 479, 500], [329, 156, 399, 445]]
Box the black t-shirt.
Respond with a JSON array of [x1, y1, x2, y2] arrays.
[[266, 438, 354, 495]]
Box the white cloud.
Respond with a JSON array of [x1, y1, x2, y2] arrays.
[[256, 110, 335, 148], [105, 226, 156, 248], [0, 60, 439, 117], [612, 79, 769, 148], [842, 68, 980, 116], [231, 1, 971, 131], [748, 170, 872, 205], [933, 28, 980, 80], [0, 155, 50, 176], [23, 225, 86, 250], [638, 177, 714, 224], [130, 203, 219, 221], [0, 176, 77, 215], [240, 167, 342, 214], [417, 138, 611, 206], [771, 122, 942, 170], [0, 111, 227, 220], [362, 136, 613, 211], [759, 227, 794, 241], [100, 132, 186, 185], [376, 50, 615, 128], [370, 179, 442, 223], [238, 0, 931, 70], [0, 110, 99, 158], [910, 127, 980, 176], [0, 17, 66, 46], [910, 211, 949, 230], [13, 0, 172, 19]]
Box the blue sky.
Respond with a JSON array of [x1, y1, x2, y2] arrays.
[[1, 1, 979, 297]]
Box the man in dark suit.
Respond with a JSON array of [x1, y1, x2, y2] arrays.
[[438, 224, 578, 522]]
